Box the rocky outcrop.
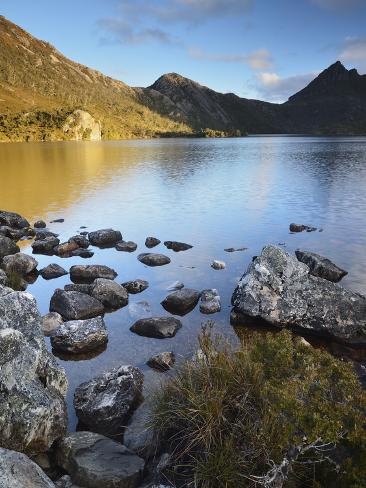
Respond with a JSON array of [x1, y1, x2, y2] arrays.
[[70, 265, 117, 283], [0, 235, 19, 259], [90, 278, 128, 309], [0, 285, 67, 455], [50, 317, 108, 354], [88, 229, 122, 248], [295, 250, 347, 282], [161, 288, 200, 316], [200, 289, 221, 314], [56, 431, 144, 488], [130, 317, 182, 338], [231, 245, 366, 345], [138, 253, 171, 267], [122, 279, 149, 294], [40, 263, 68, 280], [163, 241, 192, 252], [2, 252, 38, 275], [50, 289, 104, 320], [74, 366, 144, 438], [62, 110, 101, 141]]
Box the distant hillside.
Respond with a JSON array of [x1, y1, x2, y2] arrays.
[[0, 15, 365, 141]]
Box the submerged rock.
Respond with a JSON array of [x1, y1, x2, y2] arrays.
[[145, 237, 160, 248], [2, 253, 38, 276], [138, 253, 171, 267], [224, 247, 248, 252], [40, 263, 68, 280], [50, 289, 104, 320], [71, 249, 94, 259], [123, 279, 149, 294], [164, 241, 193, 252], [0, 210, 29, 229], [88, 228, 122, 247], [70, 264, 117, 283], [295, 250, 348, 282], [74, 365, 144, 438], [124, 401, 156, 459], [116, 240, 138, 252], [147, 352, 175, 371], [130, 317, 182, 338], [51, 317, 108, 354], [211, 260, 226, 270], [90, 278, 128, 309], [200, 289, 221, 314], [289, 223, 317, 233], [231, 245, 366, 345], [161, 288, 200, 316], [166, 281, 184, 291], [42, 312, 64, 336], [0, 235, 19, 259]]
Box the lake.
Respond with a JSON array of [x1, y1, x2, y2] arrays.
[[1, 136, 366, 428]]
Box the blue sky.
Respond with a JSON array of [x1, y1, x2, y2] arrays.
[[2, 0, 366, 102]]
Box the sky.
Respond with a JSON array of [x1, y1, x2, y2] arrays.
[[2, 0, 366, 102]]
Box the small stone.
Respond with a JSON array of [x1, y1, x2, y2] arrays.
[[145, 237, 160, 248], [122, 279, 149, 294], [51, 317, 108, 354], [42, 312, 64, 336], [34, 220, 47, 229], [130, 317, 182, 338], [211, 260, 226, 270], [40, 263, 68, 280], [289, 223, 317, 233], [147, 352, 175, 371], [164, 241, 193, 252], [161, 288, 200, 316], [138, 253, 170, 267], [116, 240, 138, 252]]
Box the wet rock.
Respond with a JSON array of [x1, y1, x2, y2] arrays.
[[231, 245, 366, 345], [130, 317, 182, 338], [123, 279, 149, 294], [50, 218, 65, 223], [0, 225, 32, 241], [0, 286, 67, 454], [56, 431, 144, 488], [211, 260, 226, 270], [90, 278, 128, 309], [32, 236, 60, 255], [164, 241, 192, 252], [54, 241, 80, 256], [50, 289, 104, 320], [138, 253, 170, 267], [0, 210, 29, 229], [161, 288, 200, 316], [145, 237, 160, 248], [88, 228, 122, 247], [166, 281, 184, 291], [147, 352, 175, 371], [34, 220, 47, 229], [0, 235, 19, 259], [40, 263, 68, 280], [289, 223, 317, 233], [68, 235, 90, 248], [295, 250, 348, 283], [124, 401, 156, 459], [200, 289, 221, 314], [2, 253, 38, 276], [116, 240, 138, 252], [70, 264, 117, 283], [64, 283, 93, 294], [51, 317, 108, 354], [74, 365, 144, 438], [35, 230, 59, 240], [0, 448, 56, 488], [42, 312, 64, 336], [71, 249, 94, 258]]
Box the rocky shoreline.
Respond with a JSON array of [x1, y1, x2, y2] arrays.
[[0, 209, 365, 487]]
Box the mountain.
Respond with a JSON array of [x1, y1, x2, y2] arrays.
[[0, 15, 365, 141]]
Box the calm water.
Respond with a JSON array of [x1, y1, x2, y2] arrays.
[[1, 136, 366, 428]]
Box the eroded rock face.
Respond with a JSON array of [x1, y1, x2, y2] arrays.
[[0, 448, 56, 488], [122, 279, 149, 294], [0, 210, 29, 229], [130, 317, 182, 339], [138, 253, 170, 267], [88, 229, 122, 248], [0, 285, 67, 455], [164, 241, 192, 252], [74, 366, 144, 438], [161, 288, 200, 316], [231, 245, 366, 345], [56, 432, 144, 488], [0, 235, 19, 259], [62, 110, 101, 141], [50, 289, 104, 320], [40, 263, 68, 280], [200, 289, 221, 314], [51, 317, 108, 354], [295, 250, 348, 282], [70, 265, 117, 283], [90, 279, 128, 309]]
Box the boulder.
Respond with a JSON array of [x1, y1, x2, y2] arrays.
[[2, 253, 38, 276], [289, 223, 317, 232], [56, 431, 144, 488], [122, 279, 149, 294], [42, 312, 64, 336], [64, 283, 93, 294], [145, 237, 160, 248], [0, 448, 56, 488], [138, 253, 170, 267], [68, 235, 90, 248], [0, 210, 29, 229], [116, 240, 138, 252], [34, 220, 47, 229], [90, 279, 128, 309], [0, 235, 19, 259], [0, 286, 67, 454], [231, 245, 366, 345], [34, 230, 59, 240], [164, 241, 192, 252], [211, 260, 226, 270], [40, 263, 68, 280], [200, 289, 221, 314], [51, 317, 108, 354], [32, 236, 60, 255], [130, 317, 182, 339], [74, 365, 144, 438], [54, 241, 80, 256], [70, 265, 117, 283], [295, 250, 348, 282], [50, 289, 104, 320], [88, 228, 122, 248], [147, 352, 175, 371], [161, 288, 200, 316], [62, 110, 102, 141]]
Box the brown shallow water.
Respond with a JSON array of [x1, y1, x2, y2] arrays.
[[1, 136, 366, 428]]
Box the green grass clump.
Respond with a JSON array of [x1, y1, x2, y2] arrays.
[[151, 325, 366, 488]]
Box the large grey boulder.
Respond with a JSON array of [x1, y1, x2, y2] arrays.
[[231, 245, 366, 345], [70, 265, 117, 283], [40, 263, 68, 280], [130, 317, 182, 339], [295, 250, 348, 282], [138, 253, 170, 267], [0, 448, 56, 488], [88, 228, 122, 247], [0, 286, 67, 455], [51, 317, 108, 354], [90, 279, 128, 309], [161, 288, 200, 316], [122, 279, 149, 294], [0, 210, 29, 229], [2, 253, 38, 276], [56, 431, 144, 488], [74, 365, 144, 438], [50, 289, 104, 320], [0, 235, 19, 259]]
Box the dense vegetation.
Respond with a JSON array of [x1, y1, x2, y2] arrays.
[[151, 325, 366, 488]]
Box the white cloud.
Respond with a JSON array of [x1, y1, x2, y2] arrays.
[[188, 47, 273, 70], [339, 37, 366, 71], [255, 71, 318, 102]]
